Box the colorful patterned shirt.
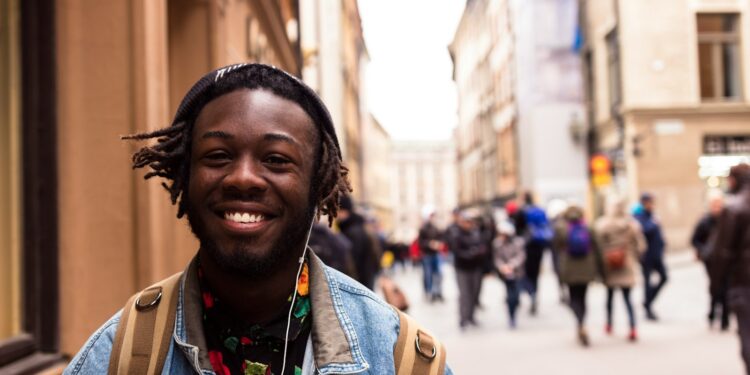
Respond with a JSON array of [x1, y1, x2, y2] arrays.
[[198, 261, 312, 375]]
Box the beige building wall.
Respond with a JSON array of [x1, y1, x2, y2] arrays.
[[362, 115, 394, 233], [451, 0, 519, 209], [391, 141, 458, 243], [300, 0, 368, 202], [583, 0, 750, 249], [55, 0, 300, 356]]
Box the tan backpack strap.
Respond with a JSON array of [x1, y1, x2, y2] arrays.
[[107, 294, 137, 374], [108, 272, 182, 375], [394, 308, 446, 375]]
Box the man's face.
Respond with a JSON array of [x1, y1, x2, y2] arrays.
[[642, 199, 654, 212], [709, 197, 724, 216], [186, 88, 318, 277]]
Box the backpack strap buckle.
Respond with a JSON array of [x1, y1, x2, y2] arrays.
[[135, 286, 163, 311], [414, 330, 437, 361]]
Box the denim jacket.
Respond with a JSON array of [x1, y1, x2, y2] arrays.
[[64, 252, 451, 374]]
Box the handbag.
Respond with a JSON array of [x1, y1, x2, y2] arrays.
[[605, 247, 627, 270], [380, 275, 410, 311]]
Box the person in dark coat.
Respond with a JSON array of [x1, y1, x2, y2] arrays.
[[448, 211, 487, 329], [634, 192, 667, 321], [710, 163, 750, 373], [691, 191, 728, 330], [336, 195, 381, 290], [308, 222, 356, 278]]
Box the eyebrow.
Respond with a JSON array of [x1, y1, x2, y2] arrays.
[[263, 133, 299, 146], [200, 130, 233, 140]]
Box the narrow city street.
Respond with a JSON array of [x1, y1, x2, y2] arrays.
[[389, 252, 744, 374]]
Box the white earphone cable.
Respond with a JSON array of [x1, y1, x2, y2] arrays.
[[280, 211, 316, 375]]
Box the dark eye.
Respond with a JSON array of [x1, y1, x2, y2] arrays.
[[207, 151, 230, 159], [203, 151, 231, 164], [265, 154, 291, 165]]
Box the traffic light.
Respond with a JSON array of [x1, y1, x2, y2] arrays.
[[590, 154, 612, 187]]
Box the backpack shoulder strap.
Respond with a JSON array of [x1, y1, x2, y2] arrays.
[[108, 272, 183, 375], [393, 308, 447, 375]]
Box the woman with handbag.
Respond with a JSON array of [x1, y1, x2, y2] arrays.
[[594, 196, 647, 341]]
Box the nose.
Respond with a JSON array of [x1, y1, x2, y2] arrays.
[[221, 155, 268, 195]]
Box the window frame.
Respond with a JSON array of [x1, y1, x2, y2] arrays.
[[605, 27, 622, 115], [0, 0, 62, 371], [696, 13, 744, 102]]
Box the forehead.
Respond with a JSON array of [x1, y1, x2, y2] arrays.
[[192, 88, 317, 143]]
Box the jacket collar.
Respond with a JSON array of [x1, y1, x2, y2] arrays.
[[172, 251, 369, 374]]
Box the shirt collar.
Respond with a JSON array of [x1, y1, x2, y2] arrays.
[[174, 251, 369, 374]]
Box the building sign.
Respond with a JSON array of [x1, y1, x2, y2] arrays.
[[704, 135, 750, 155]]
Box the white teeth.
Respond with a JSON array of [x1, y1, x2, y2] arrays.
[[224, 212, 264, 224]]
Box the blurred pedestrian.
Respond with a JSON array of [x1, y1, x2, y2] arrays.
[[595, 197, 647, 342], [308, 221, 357, 278], [634, 192, 667, 321], [691, 190, 728, 330], [516, 192, 553, 316], [418, 211, 445, 302], [449, 211, 487, 329], [709, 163, 750, 373], [337, 195, 382, 290], [493, 221, 525, 329], [553, 205, 598, 347], [477, 214, 497, 309], [548, 198, 571, 304]]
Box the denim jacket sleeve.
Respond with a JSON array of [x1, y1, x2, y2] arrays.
[[63, 311, 121, 375]]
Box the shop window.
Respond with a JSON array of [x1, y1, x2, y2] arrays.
[[697, 13, 742, 101]]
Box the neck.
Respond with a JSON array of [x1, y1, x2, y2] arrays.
[[199, 247, 304, 324]]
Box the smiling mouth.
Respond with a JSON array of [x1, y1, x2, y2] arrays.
[[223, 211, 267, 224]]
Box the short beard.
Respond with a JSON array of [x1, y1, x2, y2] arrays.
[[186, 201, 316, 281]]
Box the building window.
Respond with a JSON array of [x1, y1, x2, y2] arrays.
[[605, 28, 622, 113], [697, 13, 742, 101]]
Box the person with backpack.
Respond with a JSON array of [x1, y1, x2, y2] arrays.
[[493, 221, 526, 329], [64, 64, 450, 375], [595, 196, 647, 342], [516, 192, 553, 315], [553, 205, 599, 347]]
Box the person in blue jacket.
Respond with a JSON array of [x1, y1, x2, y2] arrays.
[[634, 192, 667, 321]]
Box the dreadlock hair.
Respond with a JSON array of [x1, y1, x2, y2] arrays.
[[122, 64, 351, 225]]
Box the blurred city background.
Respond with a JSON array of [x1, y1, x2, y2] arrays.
[[1, 0, 749, 373]]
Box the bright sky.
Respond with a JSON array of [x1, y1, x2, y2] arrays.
[[358, 0, 465, 141]]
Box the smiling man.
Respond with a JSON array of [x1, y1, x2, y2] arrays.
[[65, 64, 448, 375]]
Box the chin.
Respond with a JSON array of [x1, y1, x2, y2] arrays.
[[204, 240, 289, 279]]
